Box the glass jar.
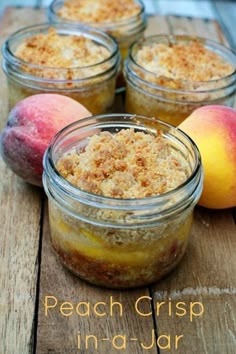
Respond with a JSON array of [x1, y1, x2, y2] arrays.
[[124, 35, 236, 126], [48, 0, 147, 60], [43, 114, 203, 289], [2, 23, 120, 114]]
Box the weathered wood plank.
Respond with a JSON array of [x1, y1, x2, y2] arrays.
[[152, 208, 236, 353], [166, 15, 229, 45], [153, 208, 236, 290], [0, 8, 45, 354], [152, 294, 236, 354], [149, 16, 236, 354], [0, 174, 42, 354], [144, 15, 170, 36]]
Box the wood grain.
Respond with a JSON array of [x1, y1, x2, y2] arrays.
[[0, 8, 45, 354], [152, 208, 236, 353], [145, 15, 170, 36], [0, 164, 42, 354], [166, 15, 229, 45], [148, 16, 236, 354]]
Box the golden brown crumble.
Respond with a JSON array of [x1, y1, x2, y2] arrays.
[[57, 0, 141, 23], [56, 129, 188, 198], [135, 40, 234, 87], [15, 28, 110, 69]]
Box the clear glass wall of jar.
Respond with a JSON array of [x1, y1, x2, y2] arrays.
[[48, 0, 147, 60], [124, 35, 236, 126], [43, 114, 203, 289], [2, 23, 120, 114]]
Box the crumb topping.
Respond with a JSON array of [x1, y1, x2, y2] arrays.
[[135, 40, 234, 88], [57, 0, 141, 23], [15, 28, 110, 69], [56, 129, 188, 198]]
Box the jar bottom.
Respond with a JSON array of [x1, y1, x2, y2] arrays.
[[50, 230, 189, 289]]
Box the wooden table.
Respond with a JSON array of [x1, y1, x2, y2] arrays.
[[0, 7, 236, 354]]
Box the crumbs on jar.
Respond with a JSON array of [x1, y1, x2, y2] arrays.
[[14, 28, 110, 78], [57, 0, 142, 23], [135, 40, 234, 89], [56, 128, 189, 198]]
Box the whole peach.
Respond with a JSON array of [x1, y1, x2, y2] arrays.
[[0, 94, 91, 186], [179, 105, 236, 209]]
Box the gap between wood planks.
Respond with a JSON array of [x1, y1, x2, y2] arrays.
[[32, 194, 45, 354]]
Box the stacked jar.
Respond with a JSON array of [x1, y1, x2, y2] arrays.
[[48, 0, 147, 61], [2, 23, 120, 114], [48, 0, 147, 89], [124, 34, 236, 125]]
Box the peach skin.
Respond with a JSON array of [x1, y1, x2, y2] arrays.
[[0, 94, 91, 186], [179, 105, 236, 209]]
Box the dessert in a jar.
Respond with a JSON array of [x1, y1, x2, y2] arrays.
[[2, 23, 120, 114], [43, 114, 203, 289], [48, 0, 147, 60], [124, 35, 236, 126]]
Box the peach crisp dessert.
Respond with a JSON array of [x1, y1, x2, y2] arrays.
[[56, 129, 189, 198], [43, 115, 203, 289], [49, 0, 146, 59], [2, 24, 120, 114], [124, 35, 236, 125], [15, 28, 111, 76], [56, 0, 142, 26]]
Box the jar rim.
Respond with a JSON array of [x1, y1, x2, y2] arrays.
[[43, 114, 203, 211], [2, 22, 120, 73], [48, 0, 146, 28], [127, 34, 236, 92]]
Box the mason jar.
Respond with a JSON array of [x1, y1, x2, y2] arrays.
[[48, 0, 147, 60], [2, 23, 120, 114], [124, 35, 236, 126], [48, 0, 146, 90], [43, 114, 203, 289]]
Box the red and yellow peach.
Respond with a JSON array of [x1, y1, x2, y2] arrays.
[[0, 94, 91, 186], [179, 105, 236, 209]]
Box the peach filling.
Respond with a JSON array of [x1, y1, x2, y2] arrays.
[[48, 203, 193, 288], [50, 211, 192, 267], [7, 79, 115, 115]]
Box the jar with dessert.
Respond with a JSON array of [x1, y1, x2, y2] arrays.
[[124, 35, 236, 126], [43, 114, 203, 289], [2, 23, 120, 114], [48, 0, 147, 60]]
